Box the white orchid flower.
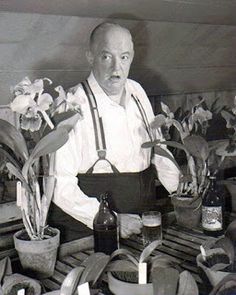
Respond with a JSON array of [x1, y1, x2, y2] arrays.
[[10, 77, 54, 131], [10, 94, 36, 114], [53, 87, 81, 114]]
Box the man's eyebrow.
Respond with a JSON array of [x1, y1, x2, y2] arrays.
[[101, 50, 111, 54], [122, 52, 131, 55]]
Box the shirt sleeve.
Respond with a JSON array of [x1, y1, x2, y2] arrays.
[[131, 80, 180, 193], [52, 122, 100, 230]]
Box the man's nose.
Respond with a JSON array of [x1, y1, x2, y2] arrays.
[[112, 57, 121, 71]]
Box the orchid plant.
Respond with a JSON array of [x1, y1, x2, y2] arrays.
[[217, 96, 236, 158], [0, 77, 82, 240], [143, 98, 224, 198]]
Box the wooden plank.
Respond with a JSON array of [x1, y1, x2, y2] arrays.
[[59, 256, 82, 268], [161, 239, 200, 256], [0, 233, 14, 249], [0, 220, 23, 234], [0, 248, 17, 260], [41, 279, 61, 291], [163, 233, 202, 251], [49, 270, 66, 285], [55, 260, 73, 275], [71, 251, 89, 262], [121, 237, 196, 263], [0, 201, 21, 224], [58, 235, 93, 258], [163, 228, 207, 245]]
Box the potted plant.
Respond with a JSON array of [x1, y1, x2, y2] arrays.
[[196, 219, 236, 289], [0, 77, 82, 278], [142, 98, 225, 228], [217, 97, 236, 212], [60, 240, 199, 295]]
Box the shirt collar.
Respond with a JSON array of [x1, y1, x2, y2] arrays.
[[87, 72, 133, 109]]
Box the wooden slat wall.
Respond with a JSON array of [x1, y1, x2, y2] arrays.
[[0, 11, 236, 105]]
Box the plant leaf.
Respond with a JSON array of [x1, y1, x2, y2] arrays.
[[221, 110, 235, 127], [43, 111, 82, 136], [177, 270, 199, 295], [6, 162, 31, 194], [226, 219, 236, 244], [79, 252, 110, 285], [60, 266, 84, 295], [214, 236, 235, 265], [0, 143, 22, 170], [152, 267, 179, 295], [57, 112, 82, 133], [139, 240, 161, 263], [0, 118, 28, 161], [161, 102, 172, 115], [110, 248, 138, 267], [153, 145, 181, 170], [22, 127, 69, 177], [151, 255, 179, 272], [40, 176, 56, 230], [183, 135, 209, 161], [209, 273, 236, 295]]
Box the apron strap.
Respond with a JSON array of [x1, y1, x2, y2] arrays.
[[131, 94, 154, 142], [81, 80, 119, 174]]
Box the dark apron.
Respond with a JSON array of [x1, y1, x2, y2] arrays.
[[77, 165, 157, 214], [48, 80, 157, 242]]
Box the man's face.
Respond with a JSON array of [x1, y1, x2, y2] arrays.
[[88, 27, 134, 96]]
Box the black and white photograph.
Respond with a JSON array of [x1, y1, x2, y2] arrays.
[[0, 1, 236, 294]]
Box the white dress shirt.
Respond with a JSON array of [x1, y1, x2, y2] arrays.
[[53, 73, 180, 229]]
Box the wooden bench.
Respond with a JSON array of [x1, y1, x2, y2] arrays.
[[41, 223, 214, 294]]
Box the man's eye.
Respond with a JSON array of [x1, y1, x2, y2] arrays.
[[102, 55, 111, 60], [122, 55, 129, 60]]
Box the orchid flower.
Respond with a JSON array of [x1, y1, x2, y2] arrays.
[[53, 86, 81, 114], [1, 76, 83, 240], [10, 77, 54, 131]]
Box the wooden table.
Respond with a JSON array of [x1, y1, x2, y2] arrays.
[[41, 221, 214, 295]]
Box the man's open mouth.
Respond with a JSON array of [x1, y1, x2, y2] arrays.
[[110, 75, 121, 82]]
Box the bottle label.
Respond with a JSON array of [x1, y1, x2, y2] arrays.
[[202, 206, 222, 230]]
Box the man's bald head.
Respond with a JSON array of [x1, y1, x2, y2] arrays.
[[86, 22, 134, 96], [89, 22, 134, 53]]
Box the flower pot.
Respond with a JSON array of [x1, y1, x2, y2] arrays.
[[13, 227, 60, 279], [196, 253, 229, 287], [2, 273, 41, 295], [108, 272, 154, 295], [171, 195, 201, 228]]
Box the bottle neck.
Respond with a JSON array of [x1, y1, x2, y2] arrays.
[[209, 176, 217, 190]]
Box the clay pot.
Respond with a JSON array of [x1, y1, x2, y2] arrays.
[[14, 227, 60, 279], [108, 272, 153, 295], [171, 195, 201, 228], [196, 253, 230, 287]]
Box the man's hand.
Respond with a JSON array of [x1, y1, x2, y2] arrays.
[[118, 214, 142, 239]]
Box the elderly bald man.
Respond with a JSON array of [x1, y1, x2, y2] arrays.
[[49, 22, 180, 242]]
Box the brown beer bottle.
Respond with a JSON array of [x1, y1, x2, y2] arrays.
[[202, 175, 224, 237], [93, 193, 118, 255]]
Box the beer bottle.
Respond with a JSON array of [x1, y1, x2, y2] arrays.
[[202, 175, 224, 237], [93, 193, 118, 255]]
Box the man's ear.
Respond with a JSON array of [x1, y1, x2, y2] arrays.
[[86, 50, 94, 65]]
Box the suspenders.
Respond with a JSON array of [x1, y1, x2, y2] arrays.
[[81, 81, 119, 174], [131, 94, 154, 142], [81, 80, 153, 174]]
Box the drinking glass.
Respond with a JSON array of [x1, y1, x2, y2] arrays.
[[142, 211, 162, 246]]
